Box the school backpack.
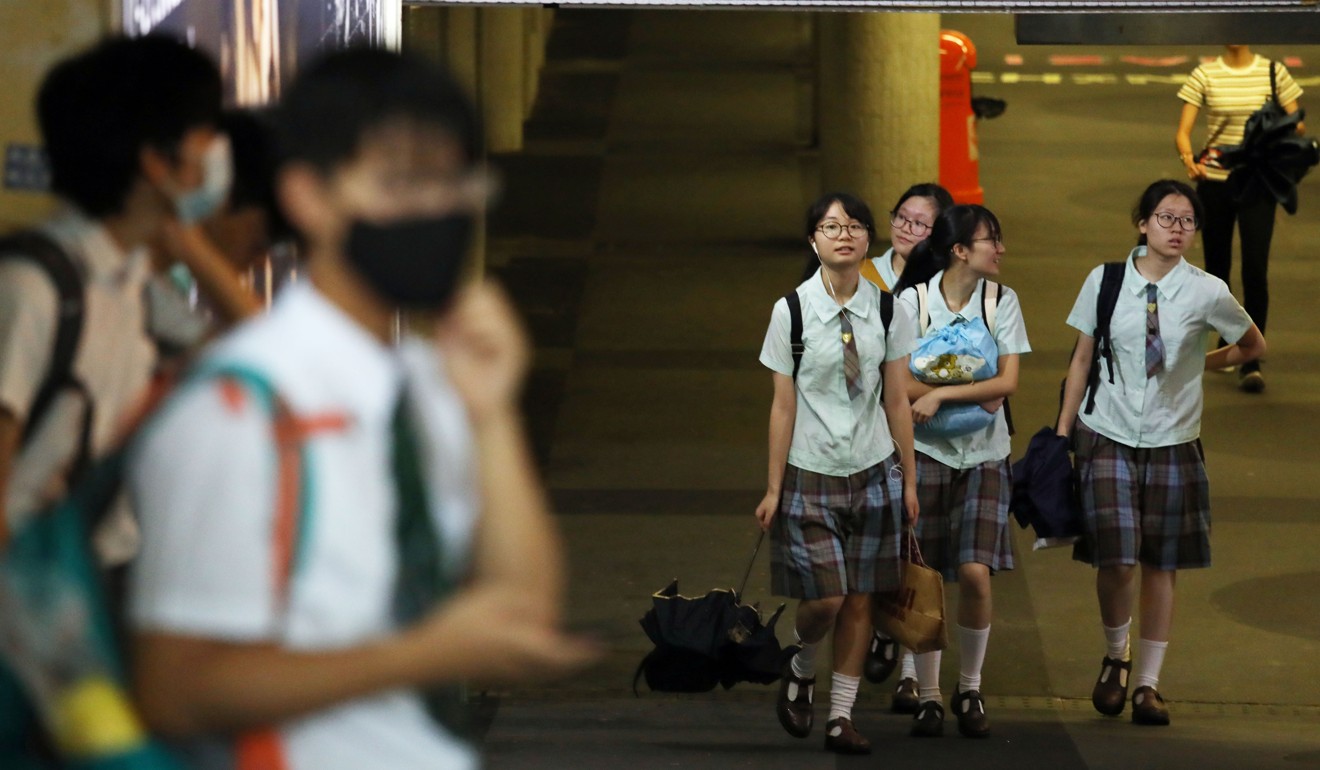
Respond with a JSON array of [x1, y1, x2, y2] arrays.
[[0, 362, 310, 770], [783, 287, 894, 382], [1080, 263, 1126, 415], [0, 232, 93, 478], [912, 279, 1015, 436]]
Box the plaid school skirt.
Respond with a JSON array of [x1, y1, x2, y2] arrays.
[[1070, 422, 1212, 571], [912, 453, 1015, 582], [770, 458, 904, 600]]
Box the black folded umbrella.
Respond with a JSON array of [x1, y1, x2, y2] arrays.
[[1010, 426, 1084, 543], [1213, 106, 1320, 215], [633, 533, 790, 694]]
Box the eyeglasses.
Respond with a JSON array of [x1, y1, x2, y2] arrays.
[[971, 237, 1003, 247], [1152, 212, 1198, 231], [890, 213, 932, 236], [816, 222, 869, 239]]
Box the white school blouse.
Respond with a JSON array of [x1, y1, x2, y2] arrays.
[[760, 269, 916, 477], [1066, 248, 1253, 448]]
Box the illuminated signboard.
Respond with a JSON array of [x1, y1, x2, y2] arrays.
[[122, 0, 398, 104]]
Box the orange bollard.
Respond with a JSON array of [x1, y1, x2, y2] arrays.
[[939, 30, 982, 205]]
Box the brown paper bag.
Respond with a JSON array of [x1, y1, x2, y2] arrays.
[[873, 530, 947, 654]]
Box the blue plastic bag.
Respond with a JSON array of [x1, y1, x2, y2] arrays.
[[909, 318, 1001, 439]]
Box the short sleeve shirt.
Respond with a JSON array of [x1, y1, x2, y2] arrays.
[[1066, 248, 1253, 448], [128, 283, 479, 770], [896, 272, 1032, 469], [1177, 55, 1304, 182], [869, 248, 901, 292], [760, 269, 917, 476], [0, 208, 157, 529]]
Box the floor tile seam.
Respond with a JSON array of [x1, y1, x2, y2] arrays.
[[483, 689, 1320, 716]]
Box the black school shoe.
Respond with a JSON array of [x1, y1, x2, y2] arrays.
[[1091, 656, 1131, 716], [952, 687, 990, 738], [1131, 686, 1170, 726], [863, 632, 899, 683], [892, 677, 920, 714], [776, 659, 815, 738], [910, 701, 944, 738]]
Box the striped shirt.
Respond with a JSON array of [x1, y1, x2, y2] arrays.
[[1178, 55, 1303, 181]]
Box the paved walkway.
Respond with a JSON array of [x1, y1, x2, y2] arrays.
[[484, 11, 1320, 768]]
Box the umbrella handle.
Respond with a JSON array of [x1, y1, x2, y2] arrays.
[[736, 530, 765, 599]]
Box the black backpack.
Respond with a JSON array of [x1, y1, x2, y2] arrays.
[[1081, 262, 1126, 415], [0, 232, 92, 475]]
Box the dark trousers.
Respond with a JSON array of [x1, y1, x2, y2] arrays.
[[1197, 180, 1276, 371]]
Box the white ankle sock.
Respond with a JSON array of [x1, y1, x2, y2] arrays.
[[1104, 619, 1132, 661], [899, 648, 917, 680], [1132, 639, 1168, 690], [828, 672, 860, 722], [957, 624, 990, 692], [792, 630, 818, 680], [915, 650, 942, 703]]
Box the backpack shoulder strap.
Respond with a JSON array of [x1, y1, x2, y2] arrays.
[[859, 258, 889, 293], [0, 231, 87, 446], [191, 364, 311, 613], [981, 280, 1001, 334], [915, 283, 930, 336], [879, 289, 894, 338], [1084, 262, 1127, 415], [785, 290, 804, 382]]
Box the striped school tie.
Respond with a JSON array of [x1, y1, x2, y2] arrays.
[[840, 310, 862, 400], [1145, 283, 1165, 378]]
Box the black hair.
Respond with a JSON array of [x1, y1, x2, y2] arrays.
[[275, 47, 481, 175], [889, 182, 955, 221], [893, 204, 1002, 295], [798, 192, 876, 281], [220, 109, 290, 241], [36, 34, 222, 218], [1132, 179, 1204, 246]]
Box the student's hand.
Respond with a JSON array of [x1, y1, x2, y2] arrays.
[[978, 397, 1004, 415], [404, 585, 603, 687], [435, 282, 530, 425], [1185, 162, 1208, 181], [911, 392, 943, 424], [754, 492, 779, 532], [903, 486, 919, 526]]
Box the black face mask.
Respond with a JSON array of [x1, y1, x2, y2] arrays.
[[345, 215, 474, 311]]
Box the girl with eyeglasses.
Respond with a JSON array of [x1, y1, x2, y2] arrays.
[[757, 192, 919, 755], [857, 182, 954, 713], [890, 204, 1031, 740], [1056, 180, 1265, 727]]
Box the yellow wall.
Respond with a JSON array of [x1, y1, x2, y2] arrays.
[[0, 0, 114, 229]]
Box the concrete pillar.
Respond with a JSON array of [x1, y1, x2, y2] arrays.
[[817, 12, 940, 216], [0, 0, 111, 229], [480, 7, 525, 153]]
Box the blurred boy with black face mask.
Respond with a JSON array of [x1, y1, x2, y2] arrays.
[[125, 48, 597, 769]]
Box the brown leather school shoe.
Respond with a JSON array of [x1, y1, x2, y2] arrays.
[[1091, 656, 1131, 716], [824, 717, 872, 755], [952, 687, 990, 738], [776, 659, 815, 738], [863, 632, 899, 683], [1131, 686, 1170, 726], [910, 701, 945, 738], [892, 677, 919, 714]]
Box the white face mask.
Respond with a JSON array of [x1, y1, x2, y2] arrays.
[[172, 136, 233, 225]]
